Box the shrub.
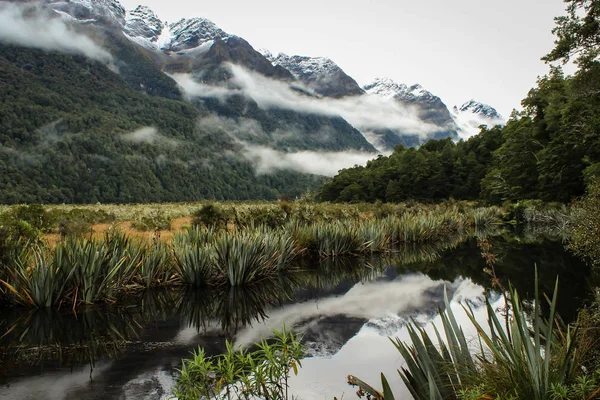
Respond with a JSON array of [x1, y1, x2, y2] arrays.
[[131, 210, 172, 231], [175, 328, 304, 400], [192, 203, 229, 229], [569, 180, 600, 267]]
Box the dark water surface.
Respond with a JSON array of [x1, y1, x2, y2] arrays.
[[0, 235, 595, 399]]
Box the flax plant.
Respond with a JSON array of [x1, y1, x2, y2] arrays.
[[349, 271, 580, 400], [214, 232, 277, 286], [1, 246, 72, 308]]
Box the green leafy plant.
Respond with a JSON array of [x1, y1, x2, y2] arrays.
[[349, 271, 582, 400], [175, 327, 304, 400]]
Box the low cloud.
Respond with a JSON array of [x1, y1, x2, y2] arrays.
[[173, 64, 448, 139], [0, 3, 112, 63], [121, 127, 179, 147], [195, 115, 377, 176], [242, 145, 375, 177]]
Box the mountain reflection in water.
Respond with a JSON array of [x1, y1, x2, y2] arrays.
[[0, 234, 594, 400]]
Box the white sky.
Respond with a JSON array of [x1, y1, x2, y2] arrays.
[[119, 0, 568, 118]]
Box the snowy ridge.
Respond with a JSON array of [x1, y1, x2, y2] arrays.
[[166, 17, 231, 52], [47, 0, 126, 26], [454, 99, 503, 120], [364, 77, 437, 103], [266, 53, 343, 80], [124, 5, 163, 48], [451, 100, 505, 139], [260, 50, 364, 97]]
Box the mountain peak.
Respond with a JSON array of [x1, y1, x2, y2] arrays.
[[451, 100, 505, 139], [364, 78, 437, 103], [166, 17, 231, 52], [124, 5, 163, 46], [363, 77, 408, 99], [264, 52, 363, 98], [124, 10, 232, 53], [455, 99, 503, 120], [47, 0, 127, 26], [269, 53, 339, 74]]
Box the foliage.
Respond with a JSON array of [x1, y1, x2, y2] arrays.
[[543, 0, 600, 69], [131, 210, 172, 231], [318, 130, 504, 203], [350, 272, 586, 400], [213, 232, 278, 286], [569, 180, 600, 266], [0, 39, 348, 204], [192, 203, 230, 229], [175, 327, 304, 400]]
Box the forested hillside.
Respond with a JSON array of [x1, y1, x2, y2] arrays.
[[318, 0, 600, 204], [0, 44, 323, 203]]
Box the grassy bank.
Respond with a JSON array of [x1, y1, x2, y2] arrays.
[[0, 201, 511, 308]]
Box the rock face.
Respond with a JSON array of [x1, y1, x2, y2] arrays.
[[451, 100, 505, 139], [46, 0, 126, 26], [264, 52, 364, 98], [123, 5, 163, 48], [362, 78, 459, 150]]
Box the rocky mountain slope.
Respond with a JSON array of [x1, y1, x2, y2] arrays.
[[262, 51, 364, 98], [451, 100, 505, 139], [361, 77, 460, 150]]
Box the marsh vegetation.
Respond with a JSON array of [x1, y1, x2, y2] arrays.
[[0, 200, 516, 309]]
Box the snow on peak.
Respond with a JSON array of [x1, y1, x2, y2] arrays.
[[123, 8, 230, 54], [124, 5, 163, 47], [364, 78, 435, 102], [454, 100, 503, 120], [363, 77, 407, 99], [47, 0, 126, 26], [451, 100, 505, 139], [166, 17, 230, 52], [267, 53, 342, 79]]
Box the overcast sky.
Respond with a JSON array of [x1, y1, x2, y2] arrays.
[[119, 0, 568, 118]]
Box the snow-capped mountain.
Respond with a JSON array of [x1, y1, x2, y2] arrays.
[[123, 5, 163, 48], [451, 100, 505, 139], [362, 77, 459, 150], [262, 52, 363, 98], [364, 77, 437, 104], [124, 7, 232, 54], [47, 0, 126, 26]]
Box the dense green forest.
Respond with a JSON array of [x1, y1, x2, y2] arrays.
[[0, 44, 327, 203], [318, 0, 600, 204]]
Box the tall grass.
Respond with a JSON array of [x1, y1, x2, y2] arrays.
[[1, 246, 71, 308]]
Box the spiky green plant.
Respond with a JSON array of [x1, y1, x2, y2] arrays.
[[349, 271, 580, 400], [214, 232, 276, 286], [173, 243, 215, 286], [1, 246, 72, 308], [261, 229, 299, 271], [64, 237, 127, 304], [137, 241, 174, 288]]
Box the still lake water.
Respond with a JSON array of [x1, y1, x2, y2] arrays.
[[0, 234, 595, 399]]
